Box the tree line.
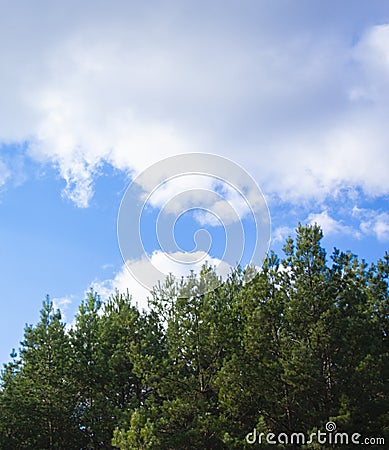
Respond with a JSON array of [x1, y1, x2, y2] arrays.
[[0, 225, 388, 449]]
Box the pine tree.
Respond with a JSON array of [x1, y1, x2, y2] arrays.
[[2, 225, 387, 449], [0, 298, 82, 449]]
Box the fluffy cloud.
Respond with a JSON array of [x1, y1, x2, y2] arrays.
[[0, 2, 389, 207], [145, 175, 257, 227], [305, 208, 389, 243], [92, 262, 151, 311], [373, 215, 389, 242], [352, 23, 389, 99], [353, 207, 389, 242], [272, 226, 295, 244], [52, 296, 73, 322], [92, 250, 231, 310], [307, 210, 361, 238]]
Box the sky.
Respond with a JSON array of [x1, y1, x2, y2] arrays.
[[1, 0, 389, 365]]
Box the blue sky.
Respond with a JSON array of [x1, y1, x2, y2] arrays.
[[1, 0, 389, 365]]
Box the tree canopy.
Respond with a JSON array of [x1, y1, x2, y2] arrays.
[[1, 225, 388, 449]]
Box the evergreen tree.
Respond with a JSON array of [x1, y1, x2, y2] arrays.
[[70, 291, 117, 448], [1, 225, 387, 449], [0, 298, 82, 449]]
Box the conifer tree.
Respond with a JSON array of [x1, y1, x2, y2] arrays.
[[0, 298, 82, 449]]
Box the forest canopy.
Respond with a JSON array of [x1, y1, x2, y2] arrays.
[[0, 224, 388, 449]]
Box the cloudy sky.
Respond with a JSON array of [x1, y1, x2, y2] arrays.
[[1, 0, 389, 364]]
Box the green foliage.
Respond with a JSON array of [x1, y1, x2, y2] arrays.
[[0, 298, 84, 449], [112, 409, 160, 449], [0, 225, 387, 449]]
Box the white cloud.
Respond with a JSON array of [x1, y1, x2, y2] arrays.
[[52, 296, 72, 322], [146, 175, 215, 212], [150, 249, 230, 279], [92, 262, 151, 311], [146, 175, 253, 227], [92, 250, 231, 310], [272, 226, 295, 244], [353, 207, 389, 242], [0, 3, 389, 208], [202, 184, 253, 225], [307, 210, 361, 238], [351, 23, 389, 100], [373, 215, 389, 242]]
